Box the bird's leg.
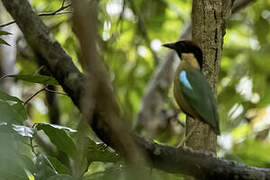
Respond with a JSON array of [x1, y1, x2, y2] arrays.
[[177, 125, 196, 148]]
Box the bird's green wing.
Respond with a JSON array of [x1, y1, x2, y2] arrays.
[[178, 69, 220, 134]]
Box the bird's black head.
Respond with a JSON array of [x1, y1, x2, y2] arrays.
[[163, 40, 203, 69]]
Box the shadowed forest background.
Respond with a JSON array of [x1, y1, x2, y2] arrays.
[[0, 0, 270, 179]]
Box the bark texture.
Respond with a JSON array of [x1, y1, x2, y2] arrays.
[[186, 0, 234, 153], [136, 136, 270, 180]]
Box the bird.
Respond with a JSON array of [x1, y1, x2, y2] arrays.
[[163, 40, 220, 136]]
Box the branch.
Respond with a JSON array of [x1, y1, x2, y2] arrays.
[[128, 0, 160, 66], [0, 3, 71, 28], [3, 0, 145, 165], [232, 0, 256, 13], [23, 87, 46, 105], [72, 0, 146, 165], [2, 0, 268, 179], [136, 136, 270, 180], [45, 85, 61, 124], [2, 0, 85, 108]]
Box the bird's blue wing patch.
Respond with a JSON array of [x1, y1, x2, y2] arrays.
[[179, 71, 192, 90]]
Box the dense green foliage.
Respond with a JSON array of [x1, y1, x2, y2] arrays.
[[0, 0, 270, 179]]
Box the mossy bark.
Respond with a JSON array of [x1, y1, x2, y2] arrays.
[[186, 0, 233, 153]]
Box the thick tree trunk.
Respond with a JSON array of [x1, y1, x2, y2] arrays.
[[186, 0, 233, 153]]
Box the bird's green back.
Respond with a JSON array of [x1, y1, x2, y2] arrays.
[[178, 68, 220, 134]]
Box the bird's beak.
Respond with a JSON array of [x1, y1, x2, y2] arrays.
[[162, 42, 175, 49]]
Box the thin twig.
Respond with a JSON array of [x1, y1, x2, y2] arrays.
[[61, 0, 66, 8], [0, 4, 71, 28], [29, 138, 38, 156], [177, 125, 196, 148], [38, 4, 71, 17], [116, 0, 126, 28], [24, 87, 46, 105], [34, 65, 45, 75], [166, 109, 186, 128], [128, 0, 160, 65], [0, 74, 9, 80], [45, 87, 67, 96], [232, 0, 257, 13]]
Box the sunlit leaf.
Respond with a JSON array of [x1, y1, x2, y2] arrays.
[[8, 74, 58, 85], [12, 125, 34, 138], [37, 123, 77, 133]]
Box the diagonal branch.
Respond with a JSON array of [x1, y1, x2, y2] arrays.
[[0, 2, 71, 28], [136, 136, 270, 180], [72, 0, 146, 164], [232, 0, 257, 13]]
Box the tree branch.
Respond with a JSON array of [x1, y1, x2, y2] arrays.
[[0, 3, 71, 28], [232, 0, 257, 14], [45, 85, 61, 124], [72, 0, 146, 165], [135, 136, 270, 180]]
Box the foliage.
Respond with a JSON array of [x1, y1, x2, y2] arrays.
[[0, 96, 119, 179], [8, 75, 58, 85], [0, 30, 11, 46]]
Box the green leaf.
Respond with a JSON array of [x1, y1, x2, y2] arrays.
[[36, 123, 77, 157], [0, 122, 33, 139], [233, 139, 270, 167], [47, 156, 70, 174], [8, 74, 58, 85], [0, 101, 24, 124], [0, 38, 10, 46], [0, 30, 12, 35], [19, 154, 36, 174], [86, 139, 119, 163], [47, 175, 73, 180], [35, 154, 58, 180], [0, 127, 29, 180], [12, 102, 27, 120], [38, 123, 77, 133], [0, 156, 28, 180], [0, 90, 23, 103]]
